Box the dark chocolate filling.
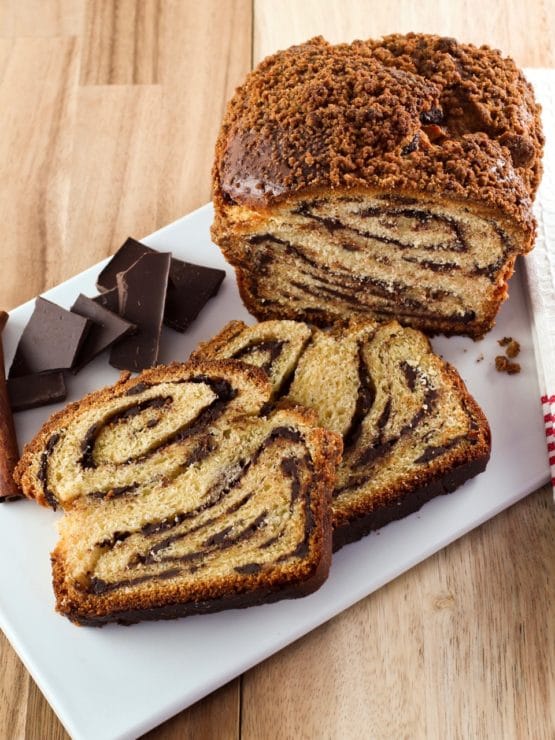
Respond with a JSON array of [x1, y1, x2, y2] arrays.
[[39, 376, 237, 505], [337, 366, 439, 494], [234, 563, 262, 575], [231, 339, 286, 373], [400, 361, 418, 391], [80, 396, 172, 469], [81, 377, 235, 470], [38, 433, 61, 509], [343, 342, 376, 450], [246, 234, 479, 325], [301, 203, 469, 253], [415, 434, 470, 464], [83, 425, 314, 594]]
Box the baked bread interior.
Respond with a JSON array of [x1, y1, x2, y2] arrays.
[[211, 34, 544, 337], [15, 361, 341, 625], [193, 319, 491, 548]]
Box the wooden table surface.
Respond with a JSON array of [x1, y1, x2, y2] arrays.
[[1, 1, 554, 738]]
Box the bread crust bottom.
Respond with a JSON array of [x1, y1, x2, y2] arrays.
[[332, 449, 490, 551]]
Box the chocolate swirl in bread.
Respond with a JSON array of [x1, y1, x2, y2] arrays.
[[193, 320, 491, 548], [211, 35, 544, 337], [15, 361, 342, 625]]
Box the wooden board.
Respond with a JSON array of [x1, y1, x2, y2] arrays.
[[0, 2, 553, 738]]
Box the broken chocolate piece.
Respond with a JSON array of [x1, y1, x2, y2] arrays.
[[96, 237, 226, 332], [109, 252, 171, 372], [9, 298, 91, 378], [70, 294, 136, 372], [164, 262, 226, 332], [7, 372, 67, 412], [97, 237, 183, 292], [93, 287, 119, 313]]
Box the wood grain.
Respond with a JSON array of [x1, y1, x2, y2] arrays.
[[0, 0, 83, 38], [155, 0, 252, 224], [0, 2, 554, 739], [140, 680, 239, 740], [242, 485, 555, 740], [0, 37, 79, 309], [253, 0, 555, 66], [0, 631, 28, 739], [26, 681, 69, 740], [62, 84, 163, 279], [81, 0, 160, 85]]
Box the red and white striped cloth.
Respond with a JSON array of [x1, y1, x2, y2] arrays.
[[542, 395, 555, 487], [524, 70, 555, 498], [543, 395, 555, 489]]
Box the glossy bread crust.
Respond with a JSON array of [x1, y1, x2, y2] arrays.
[[212, 34, 543, 230]]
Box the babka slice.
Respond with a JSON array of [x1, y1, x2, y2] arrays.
[[211, 34, 544, 338], [15, 361, 341, 625], [193, 320, 491, 548]]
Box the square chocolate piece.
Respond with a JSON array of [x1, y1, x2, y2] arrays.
[[109, 252, 171, 372], [9, 298, 91, 378], [71, 294, 136, 372], [97, 238, 184, 292], [92, 287, 119, 313], [164, 263, 226, 332], [7, 372, 67, 412]]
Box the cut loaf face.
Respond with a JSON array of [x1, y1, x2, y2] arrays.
[[193, 319, 491, 548], [215, 192, 522, 337], [211, 35, 544, 337], [15, 361, 342, 625]]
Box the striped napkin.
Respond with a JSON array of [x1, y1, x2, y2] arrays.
[[523, 69, 555, 496]]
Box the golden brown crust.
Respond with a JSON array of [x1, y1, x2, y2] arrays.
[[213, 34, 543, 230]]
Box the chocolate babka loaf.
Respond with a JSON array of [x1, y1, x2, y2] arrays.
[[193, 319, 491, 548], [15, 361, 341, 625], [212, 34, 544, 338]]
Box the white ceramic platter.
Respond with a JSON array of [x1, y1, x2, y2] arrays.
[[0, 202, 549, 740]]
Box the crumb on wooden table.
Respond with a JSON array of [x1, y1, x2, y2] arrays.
[[495, 355, 521, 374]]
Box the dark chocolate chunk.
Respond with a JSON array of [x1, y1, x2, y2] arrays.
[[93, 288, 119, 313], [420, 107, 444, 125], [70, 294, 136, 372], [97, 237, 225, 333], [401, 133, 420, 155], [109, 252, 171, 372], [164, 262, 226, 332], [9, 298, 91, 378], [7, 372, 67, 412], [97, 238, 154, 292], [97, 237, 184, 292]]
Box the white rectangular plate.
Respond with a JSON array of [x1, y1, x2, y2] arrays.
[[0, 200, 550, 740]]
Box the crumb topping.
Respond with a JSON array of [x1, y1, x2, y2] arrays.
[[214, 34, 543, 229]]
